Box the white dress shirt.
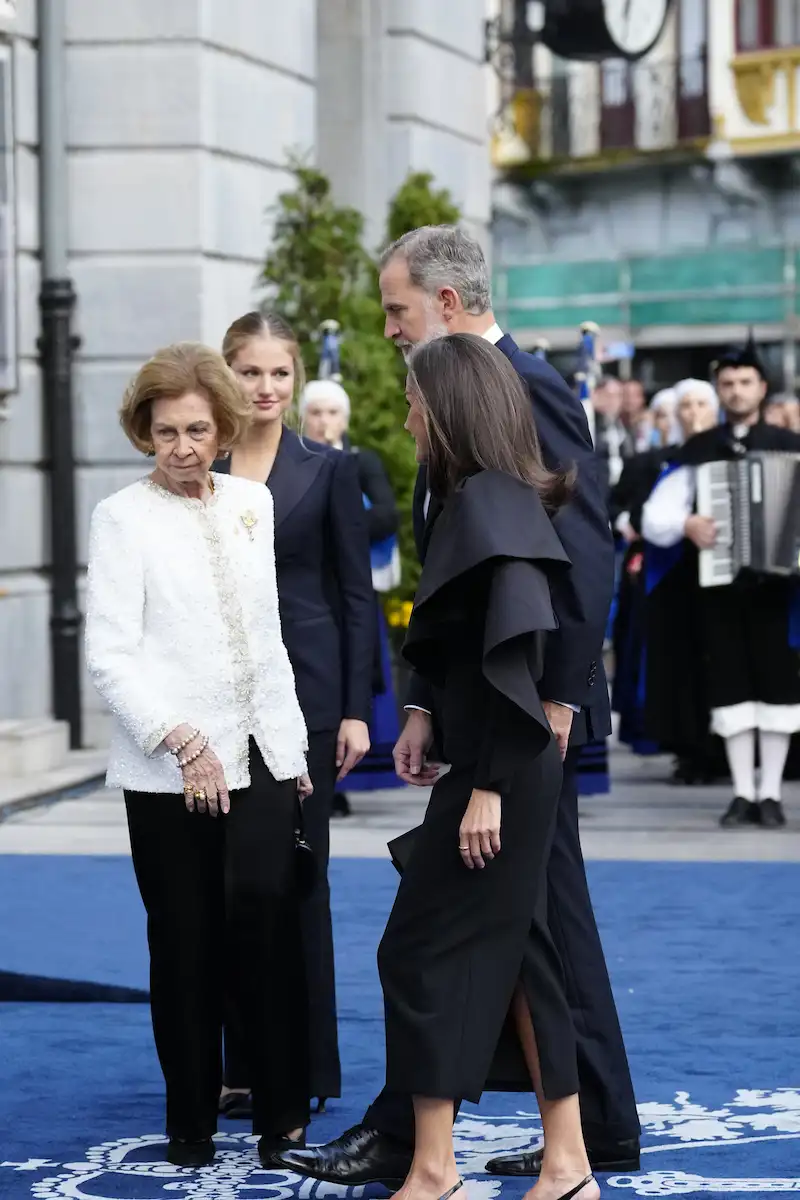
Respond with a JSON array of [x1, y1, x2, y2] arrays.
[[85, 473, 308, 792]]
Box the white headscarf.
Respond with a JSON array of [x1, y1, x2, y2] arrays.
[[298, 378, 351, 418], [649, 387, 680, 446], [671, 378, 720, 442], [673, 378, 719, 414]]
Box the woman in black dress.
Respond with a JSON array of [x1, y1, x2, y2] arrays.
[[379, 334, 597, 1200], [216, 312, 375, 1121]]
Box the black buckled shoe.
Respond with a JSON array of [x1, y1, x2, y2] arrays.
[[759, 799, 787, 828], [485, 1137, 639, 1176], [166, 1138, 216, 1167], [720, 796, 761, 828], [274, 1125, 413, 1187]]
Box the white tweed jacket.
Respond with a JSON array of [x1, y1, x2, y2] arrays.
[[85, 472, 308, 792]]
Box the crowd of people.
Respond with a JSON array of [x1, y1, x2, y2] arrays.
[[82, 222, 798, 1200], [593, 348, 800, 828]]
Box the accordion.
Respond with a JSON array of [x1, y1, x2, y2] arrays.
[[695, 452, 800, 588]]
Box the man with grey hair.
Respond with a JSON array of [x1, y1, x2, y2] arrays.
[[277, 225, 639, 1183]]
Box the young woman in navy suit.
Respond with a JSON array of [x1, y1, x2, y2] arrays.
[[216, 311, 375, 1122]]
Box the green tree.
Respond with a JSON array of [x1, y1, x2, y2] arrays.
[[260, 160, 462, 602], [385, 171, 460, 245]]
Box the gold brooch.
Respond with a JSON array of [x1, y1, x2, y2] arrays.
[[240, 511, 258, 541]]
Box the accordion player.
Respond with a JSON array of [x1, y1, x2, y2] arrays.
[[695, 451, 800, 587], [640, 339, 800, 831]]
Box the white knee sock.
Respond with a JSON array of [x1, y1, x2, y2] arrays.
[[724, 728, 756, 801], [758, 730, 791, 802]]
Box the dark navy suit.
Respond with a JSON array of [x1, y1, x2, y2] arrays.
[[365, 333, 639, 1148], [217, 428, 374, 1101]]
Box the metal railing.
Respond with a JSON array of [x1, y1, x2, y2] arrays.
[[516, 54, 711, 165]]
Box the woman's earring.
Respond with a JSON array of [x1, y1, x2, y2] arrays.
[[146, 445, 156, 457]]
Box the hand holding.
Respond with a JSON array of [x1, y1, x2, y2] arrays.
[[459, 788, 501, 870], [297, 772, 314, 801], [685, 514, 717, 550], [393, 710, 440, 786]]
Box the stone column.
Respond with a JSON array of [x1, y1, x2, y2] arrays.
[[316, 0, 387, 251], [383, 2, 491, 247]]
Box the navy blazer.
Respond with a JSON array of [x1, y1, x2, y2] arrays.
[[217, 429, 375, 733], [410, 333, 614, 743]]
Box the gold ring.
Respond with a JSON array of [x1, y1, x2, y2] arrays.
[[194, 789, 206, 801]]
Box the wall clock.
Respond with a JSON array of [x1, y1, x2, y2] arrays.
[[541, 0, 673, 61]]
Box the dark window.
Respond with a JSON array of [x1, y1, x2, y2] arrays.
[[678, 0, 710, 138], [600, 59, 635, 151], [736, 0, 800, 50]]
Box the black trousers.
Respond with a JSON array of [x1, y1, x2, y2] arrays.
[[364, 748, 639, 1146], [125, 740, 309, 1141], [224, 729, 341, 1100]]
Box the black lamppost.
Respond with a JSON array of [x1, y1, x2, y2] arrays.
[[37, 0, 82, 749]]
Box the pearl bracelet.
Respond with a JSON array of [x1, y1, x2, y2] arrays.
[[169, 728, 200, 756], [178, 735, 209, 769]]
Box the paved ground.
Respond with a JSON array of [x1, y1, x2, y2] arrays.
[[1, 743, 798, 860]]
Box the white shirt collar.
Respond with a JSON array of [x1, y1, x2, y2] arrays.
[[481, 322, 505, 346]]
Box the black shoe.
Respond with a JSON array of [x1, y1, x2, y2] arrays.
[[258, 1130, 307, 1169], [219, 1090, 253, 1120], [486, 1139, 639, 1176], [720, 796, 760, 828], [166, 1139, 216, 1167], [274, 1125, 413, 1187], [759, 798, 787, 828]]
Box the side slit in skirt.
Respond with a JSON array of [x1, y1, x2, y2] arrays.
[[378, 738, 579, 1103]]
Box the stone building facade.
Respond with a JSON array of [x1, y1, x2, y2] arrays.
[[0, 0, 491, 746], [491, 0, 800, 389]]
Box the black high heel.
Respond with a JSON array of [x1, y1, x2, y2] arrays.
[[556, 1176, 595, 1200], [438, 1183, 463, 1200], [315, 1097, 327, 1114]]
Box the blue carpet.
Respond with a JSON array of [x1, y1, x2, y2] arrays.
[[1, 859, 799, 1198]]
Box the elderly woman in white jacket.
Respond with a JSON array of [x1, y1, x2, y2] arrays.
[[85, 342, 312, 1170]]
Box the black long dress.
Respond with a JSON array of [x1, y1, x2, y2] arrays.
[[378, 470, 580, 1103]]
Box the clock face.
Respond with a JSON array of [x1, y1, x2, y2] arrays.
[[603, 0, 670, 57]]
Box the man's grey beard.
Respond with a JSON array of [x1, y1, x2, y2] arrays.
[[400, 320, 450, 363]]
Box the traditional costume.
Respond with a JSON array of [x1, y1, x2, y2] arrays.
[[642, 348, 800, 826]]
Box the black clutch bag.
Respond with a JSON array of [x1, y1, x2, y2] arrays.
[[295, 797, 317, 898], [387, 825, 422, 876]]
